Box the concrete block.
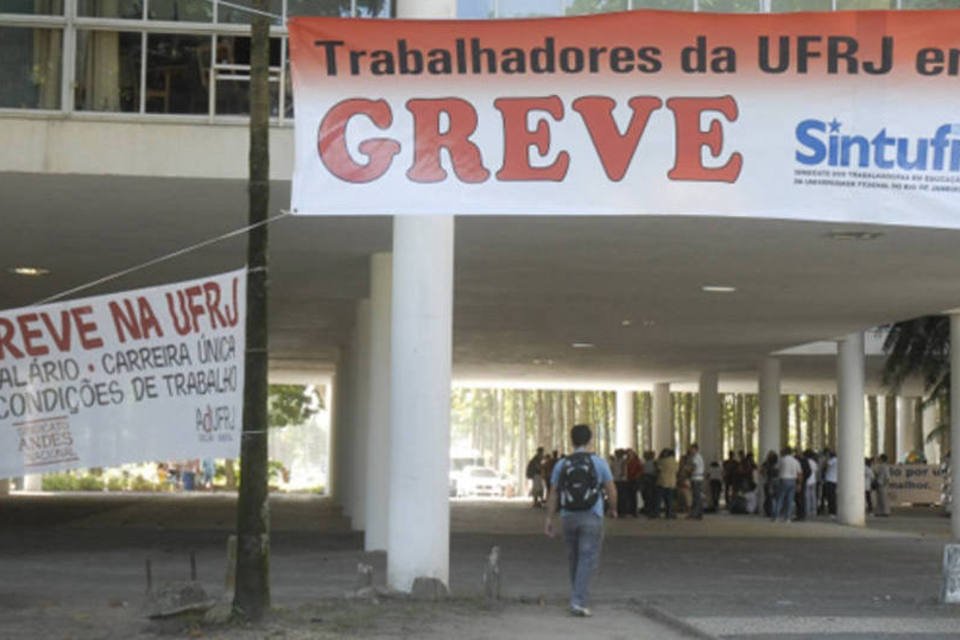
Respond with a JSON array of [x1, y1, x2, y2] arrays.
[[410, 577, 449, 601], [942, 544, 960, 604]]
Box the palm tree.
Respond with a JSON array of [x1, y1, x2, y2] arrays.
[[882, 315, 950, 447]]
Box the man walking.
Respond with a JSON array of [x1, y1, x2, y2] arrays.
[[544, 424, 616, 617]]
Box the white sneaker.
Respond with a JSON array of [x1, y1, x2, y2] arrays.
[[570, 605, 592, 617]]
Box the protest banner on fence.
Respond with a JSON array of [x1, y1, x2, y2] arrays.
[[886, 464, 943, 505], [0, 269, 245, 478], [290, 10, 960, 227]]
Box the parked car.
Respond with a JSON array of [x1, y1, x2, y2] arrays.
[[449, 453, 484, 497], [457, 466, 509, 497]]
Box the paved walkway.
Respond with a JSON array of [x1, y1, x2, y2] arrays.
[[1, 493, 958, 638]]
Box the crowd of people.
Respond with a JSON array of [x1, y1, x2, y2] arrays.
[[526, 444, 896, 521]]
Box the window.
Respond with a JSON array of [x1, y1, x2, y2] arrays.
[[0, 0, 62, 15], [0, 27, 61, 109], [77, 0, 143, 19], [75, 30, 142, 112]]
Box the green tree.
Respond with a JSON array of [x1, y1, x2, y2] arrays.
[[882, 315, 950, 445], [268, 384, 322, 427]]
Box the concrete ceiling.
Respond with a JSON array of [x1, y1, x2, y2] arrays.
[[2, 171, 955, 393]]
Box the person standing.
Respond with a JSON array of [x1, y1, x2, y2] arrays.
[[527, 447, 545, 508], [707, 460, 723, 513], [774, 446, 802, 523], [874, 453, 891, 516], [864, 457, 876, 515], [642, 450, 658, 517], [823, 449, 838, 518], [544, 424, 616, 618], [761, 451, 778, 518], [625, 449, 643, 517], [688, 444, 705, 520], [804, 450, 819, 520], [656, 449, 679, 519]]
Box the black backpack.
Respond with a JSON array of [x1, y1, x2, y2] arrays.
[[558, 452, 601, 511]]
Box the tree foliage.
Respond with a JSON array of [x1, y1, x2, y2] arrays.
[[268, 384, 323, 428], [882, 316, 950, 403], [882, 315, 950, 444]]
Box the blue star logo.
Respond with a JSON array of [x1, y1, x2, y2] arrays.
[[829, 118, 841, 133]]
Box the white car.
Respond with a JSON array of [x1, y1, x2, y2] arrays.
[[457, 466, 509, 497]]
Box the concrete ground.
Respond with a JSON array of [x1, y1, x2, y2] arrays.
[[1, 492, 958, 638]]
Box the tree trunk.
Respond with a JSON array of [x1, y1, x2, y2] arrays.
[[733, 394, 744, 453], [517, 392, 528, 496], [234, 0, 271, 620], [827, 395, 838, 451], [495, 389, 504, 471], [745, 394, 757, 456], [867, 395, 879, 458], [644, 391, 653, 452], [792, 393, 803, 449], [780, 395, 789, 451], [883, 395, 897, 459]]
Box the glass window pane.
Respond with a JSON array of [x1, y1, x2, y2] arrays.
[[902, 0, 960, 7], [0, 0, 62, 15], [565, 0, 627, 15], [148, 0, 212, 21], [355, 0, 390, 16], [216, 0, 282, 23], [697, 0, 760, 12], [75, 30, 141, 112], [497, 0, 564, 18], [287, 0, 351, 16], [145, 33, 209, 113], [836, 0, 896, 8], [634, 0, 694, 8], [0, 27, 61, 109], [772, 0, 831, 10], [210, 35, 282, 116], [78, 0, 143, 18], [457, 0, 495, 18]]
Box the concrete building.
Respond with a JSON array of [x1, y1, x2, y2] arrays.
[[3, 0, 960, 591]]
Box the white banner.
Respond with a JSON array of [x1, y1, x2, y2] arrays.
[[0, 270, 246, 478], [886, 464, 943, 505], [290, 11, 960, 227]]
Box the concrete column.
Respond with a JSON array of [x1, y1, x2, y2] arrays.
[[328, 368, 343, 502], [837, 332, 866, 527], [615, 390, 636, 450], [387, 215, 454, 593], [348, 299, 372, 530], [364, 253, 392, 552], [652, 383, 672, 451], [758, 357, 781, 458], [897, 396, 916, 463], [922, 401, 940, 465], [950, 314, 960, 539], [0, 478, 10, 495], [697, 372, 720, 465], [23, 475, 42, 492]]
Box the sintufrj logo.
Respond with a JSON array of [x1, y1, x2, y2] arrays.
[[796, 119, 960, 172]]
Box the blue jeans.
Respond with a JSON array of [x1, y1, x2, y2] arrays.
[[561, 511, 604, 608], [775, 478, 796, 521], [691, 480, 704, 517], [657, 486, 676, 518]]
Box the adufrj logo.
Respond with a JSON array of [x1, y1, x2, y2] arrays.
[[795, 119, 960, 172]]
